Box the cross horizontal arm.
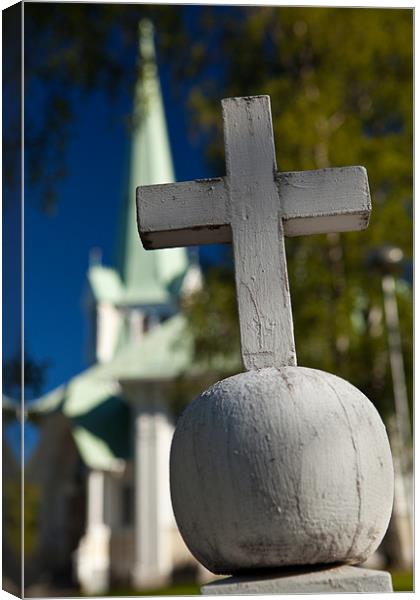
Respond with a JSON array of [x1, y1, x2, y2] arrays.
[[138, 166, 370, 250], [278, 166, 371, 237], [137, 178, 230, 249]]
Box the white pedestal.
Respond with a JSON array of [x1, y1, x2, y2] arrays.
[[201, 565, 393, 594]]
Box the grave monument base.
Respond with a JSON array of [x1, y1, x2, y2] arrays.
[[201, 565, 393, 594]]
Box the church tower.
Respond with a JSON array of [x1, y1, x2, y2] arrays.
[[27, 20, 205, 596], [86, 20, 189, 365]]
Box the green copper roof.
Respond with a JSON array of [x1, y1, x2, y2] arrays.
[[103, 314, 192, 381], [28, 309, 241, 471], [88, 265, 124, 303], [28, 24, 199, 472], [115, 19, 188, 305], [28, 314, 193, 470], [73, 425, 129, 472]]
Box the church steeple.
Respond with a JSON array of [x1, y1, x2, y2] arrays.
[[116, 20, 188, 305], [87, 21, 191, 364]]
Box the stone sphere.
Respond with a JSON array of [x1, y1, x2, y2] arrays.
[[170, 367, 394, 575]]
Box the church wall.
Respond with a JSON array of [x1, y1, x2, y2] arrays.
[[25, 413, 85, 589], [105, 466, 138, 586], [96, 302, 124, 364]]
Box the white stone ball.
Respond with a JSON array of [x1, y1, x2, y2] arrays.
[[170, 367, 394, 575]]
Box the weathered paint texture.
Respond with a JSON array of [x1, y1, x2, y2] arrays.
[[222, 97, 295, 370], [137, 95, 371, 370], [137, 94, 391, 587], [170, 368, 394, 575], [202, 565, 393, 594]]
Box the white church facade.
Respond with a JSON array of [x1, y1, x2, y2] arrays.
[[26, 21, 208, 595]]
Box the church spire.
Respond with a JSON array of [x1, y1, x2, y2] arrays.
[[116, 20, 188, 305]]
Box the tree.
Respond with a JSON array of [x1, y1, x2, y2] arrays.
[[21, 5, 413, 420], [23, 4, 186, 211], [3, 350, 50, 400], [182, 7, 413, 422]]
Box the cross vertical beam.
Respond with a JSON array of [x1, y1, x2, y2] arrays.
[[223, 97, 296, 369]]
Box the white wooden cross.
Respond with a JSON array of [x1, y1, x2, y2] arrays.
[[137, 95, 371, 371]]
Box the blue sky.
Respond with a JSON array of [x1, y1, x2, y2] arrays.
[[9, 46, 219, 398], [3, 43, 227, 458], [4, 4, 412, 403]]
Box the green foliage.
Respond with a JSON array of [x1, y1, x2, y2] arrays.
[[168, 266, 242, 418], [184, 266, 240, 365], [99, 573, 415, 595], [21, 5, 412, 422], [181, 7, 413, 423], [101, 582, 200, 596], [3, 482, 22, 557], [4, 481, 41, 557], [3, 350, 50, 399], [391, 570, 414, 592], [23, 4, 185, 211]]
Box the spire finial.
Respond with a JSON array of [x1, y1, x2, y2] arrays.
[[139, 19, 155, 62], [136, 19, 157, 115]]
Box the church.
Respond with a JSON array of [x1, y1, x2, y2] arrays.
[[25, 20, 207, 595]]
